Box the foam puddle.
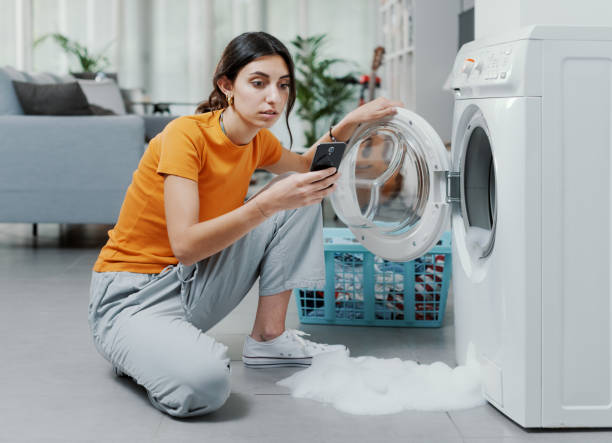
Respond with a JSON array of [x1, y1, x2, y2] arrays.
[[277, 345, 485, 415]]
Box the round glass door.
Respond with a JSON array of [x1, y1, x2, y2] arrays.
[[330, 108, 450, 261]]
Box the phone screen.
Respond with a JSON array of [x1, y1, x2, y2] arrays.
[[310, 142, 346, 172]]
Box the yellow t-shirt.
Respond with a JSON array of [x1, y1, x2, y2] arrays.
[[93, 110, 283, 273]]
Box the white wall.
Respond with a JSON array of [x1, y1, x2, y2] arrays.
[[475, 0, 612, 39], [461, 0, 474, 11], [413, 0, 459, 143], [378, 0, 459, 144], [0, 0, 18, 66], [29, 0, 117, 74], [0, 0, 381, 148]]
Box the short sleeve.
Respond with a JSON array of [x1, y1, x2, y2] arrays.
[[257, 129, 284, 168], [157, 118, 203, 181]]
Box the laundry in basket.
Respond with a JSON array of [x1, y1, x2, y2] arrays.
[[294, 228, 452, 327]]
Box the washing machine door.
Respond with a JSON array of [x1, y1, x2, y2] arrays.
[[330, 108, 450, 261]]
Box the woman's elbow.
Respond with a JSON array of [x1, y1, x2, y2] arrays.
[[170, 239, 195, 266], [177, 256, 196, 267]]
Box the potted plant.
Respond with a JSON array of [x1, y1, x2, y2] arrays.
[[33, 33, 116, 81], [290, 34, 357, 147]]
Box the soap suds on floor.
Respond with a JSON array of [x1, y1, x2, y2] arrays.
[[277, 345, 484, 415]]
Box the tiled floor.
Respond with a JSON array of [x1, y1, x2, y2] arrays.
[[2, 222, 612, 442]]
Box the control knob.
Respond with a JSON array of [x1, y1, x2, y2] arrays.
[[461, 58, 475, 76]]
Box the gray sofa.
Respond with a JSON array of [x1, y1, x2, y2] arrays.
[[0, 66, 173, 225]]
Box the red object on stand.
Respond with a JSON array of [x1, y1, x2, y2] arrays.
[[358, 75, 381, 106]]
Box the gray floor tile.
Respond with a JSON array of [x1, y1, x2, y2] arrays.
[[449, 404, 531, 438], [0, 372, 162, 442], [156, 393, 462, 442], [463, 436, 612, 443], [451, 405, 612, 440], [230, 363, 300, 395], [4, 222, 612, 442]]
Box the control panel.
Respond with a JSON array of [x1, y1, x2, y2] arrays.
[[450, 38, 540, 98], [458, 47, 514, 83]]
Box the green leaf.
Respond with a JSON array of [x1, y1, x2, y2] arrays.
[[32, 33, 114, 72], [291, 33, 358, 147]]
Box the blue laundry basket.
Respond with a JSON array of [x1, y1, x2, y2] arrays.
[[294, 228, 452, 327]]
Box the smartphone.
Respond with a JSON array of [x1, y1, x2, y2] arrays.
[[309, 142, 346, 172]]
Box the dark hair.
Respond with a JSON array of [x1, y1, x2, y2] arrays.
[[196, 32, 296, 148]]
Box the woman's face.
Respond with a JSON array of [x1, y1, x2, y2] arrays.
[[224, 55, 291, 129]]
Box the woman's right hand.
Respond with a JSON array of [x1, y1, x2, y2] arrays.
[[254, 167, 340, 216]]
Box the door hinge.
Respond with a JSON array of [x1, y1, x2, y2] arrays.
[[446, 171, 461, 204]]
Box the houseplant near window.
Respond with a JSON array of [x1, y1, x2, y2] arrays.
[[33, 33, 116, 81], [290, 34, 357, 147]]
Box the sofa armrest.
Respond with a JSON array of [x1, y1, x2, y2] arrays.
[[0, 115, 145, 192], [0, 115, 146, 224]]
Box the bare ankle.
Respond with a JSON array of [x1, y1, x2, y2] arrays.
[[251, 330, 284, 342]]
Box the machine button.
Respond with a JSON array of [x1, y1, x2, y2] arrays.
[[462, 58, 475, 76], [500, 71, 507, 79]]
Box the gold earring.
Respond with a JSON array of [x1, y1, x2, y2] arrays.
[[226, 93, 234, 106]]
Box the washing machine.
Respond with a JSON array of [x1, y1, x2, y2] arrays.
[[330, 26, 612, 428]]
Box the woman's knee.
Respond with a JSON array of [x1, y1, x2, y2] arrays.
[[148, 359, 232, 418], [286, 202, 322, 223], [302, 201, 323, 216]]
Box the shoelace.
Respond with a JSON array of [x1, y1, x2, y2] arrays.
[[286, 329, 330, 352]]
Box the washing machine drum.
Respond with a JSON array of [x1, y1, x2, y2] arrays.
[[330, 108, 450, 261]]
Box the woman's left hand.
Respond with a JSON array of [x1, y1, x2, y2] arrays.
[[343, 97, 404, 126], [329, 97, 404, 143]]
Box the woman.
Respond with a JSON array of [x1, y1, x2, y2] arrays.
[[88, 31, 400, 418]]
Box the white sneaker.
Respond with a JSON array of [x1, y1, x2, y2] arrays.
[[242, 329, 349, 368]]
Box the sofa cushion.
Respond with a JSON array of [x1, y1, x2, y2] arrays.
[[12, 81, 94, 115], [0, 66, 26, 114], [0, 66, 76, 115], [77, 79, 126, 115]]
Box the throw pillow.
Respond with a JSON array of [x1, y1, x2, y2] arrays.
[[89, 104, 116, 115], [77, 79, 127, 115], [12, 81, 93, 115], [0, 66, 77, 115]]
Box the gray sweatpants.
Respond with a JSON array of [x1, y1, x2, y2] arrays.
[[88, 202, 325, 418]]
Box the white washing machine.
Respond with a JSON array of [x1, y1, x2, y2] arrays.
[[330, 26, 612, 428]]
